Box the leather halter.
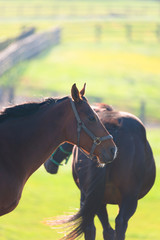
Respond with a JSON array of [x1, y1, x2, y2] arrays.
[[70, 98, 113, 160]]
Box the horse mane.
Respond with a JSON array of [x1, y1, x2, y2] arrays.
[[93, 103, 123, 127], [93, 102, 114, 112], [0, 97, 65, 123], [94, 103, 145, 135]]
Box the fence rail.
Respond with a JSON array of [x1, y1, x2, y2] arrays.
[[0, 27, 36, 51], [60, 22, 160, 43], [0, 1, 160, 19], [0, 28, 61, 77]]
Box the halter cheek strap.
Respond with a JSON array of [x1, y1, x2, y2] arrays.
[[70, 98, 113, 160]]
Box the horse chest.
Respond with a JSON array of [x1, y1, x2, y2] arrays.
[[0, 171, 23, 216]]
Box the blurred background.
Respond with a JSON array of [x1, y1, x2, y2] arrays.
[[0, 0, 160, 239]]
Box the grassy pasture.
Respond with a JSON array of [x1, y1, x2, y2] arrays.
[[17, 40, 160, 122], [0, 18, 160, 123], [0, 128, 159, 240], [0, 0, 160, 239], [0, 2, 160, 125]]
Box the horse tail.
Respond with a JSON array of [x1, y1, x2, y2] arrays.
[[57, 163, 107, 239]]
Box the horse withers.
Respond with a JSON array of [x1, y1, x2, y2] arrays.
[[0, 84, 116, 217], [45, 103, 156, 240]]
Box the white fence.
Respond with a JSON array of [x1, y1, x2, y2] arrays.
[[0, 27, 61, 77]]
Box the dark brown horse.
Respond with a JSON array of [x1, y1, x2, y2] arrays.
[[0, 84, 116, 217], [44, 103, 156, 240]]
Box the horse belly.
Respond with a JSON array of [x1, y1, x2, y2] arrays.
[[103, 183, 122, 205]]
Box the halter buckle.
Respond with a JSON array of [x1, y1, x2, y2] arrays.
[[94, 137, 101, 145]]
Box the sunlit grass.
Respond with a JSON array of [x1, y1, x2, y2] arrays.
[[0, 11, 160, 124], [0, 0, 159, 239], [17, 41, 160, 122]]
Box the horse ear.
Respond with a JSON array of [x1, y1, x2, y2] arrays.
[[71, 84, 81, 102], [80, 83, 86, 97]]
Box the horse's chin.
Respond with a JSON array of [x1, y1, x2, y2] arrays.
[[90, 156, 105, 168], [98, 153, 114, 165]]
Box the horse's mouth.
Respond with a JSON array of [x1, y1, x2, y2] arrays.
[[98, 147, 117, 164]]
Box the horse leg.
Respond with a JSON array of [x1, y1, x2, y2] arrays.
[[97, 204, 114, 240], [84, 220, 96, 240], [115, 195, 138, 240], [80, 192, 96, 240]]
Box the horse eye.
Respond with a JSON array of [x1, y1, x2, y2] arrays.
[[88, 115, 96, 122]]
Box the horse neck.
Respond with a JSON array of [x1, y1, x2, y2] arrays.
[[27, 98, 71, 173], [13, 98, 71, 181]]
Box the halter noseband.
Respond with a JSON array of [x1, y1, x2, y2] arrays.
[[70, 98, 113, 160]]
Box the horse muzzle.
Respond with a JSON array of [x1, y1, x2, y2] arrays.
[[98, 146, 117, 164]]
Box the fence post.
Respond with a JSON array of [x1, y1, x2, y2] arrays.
[[95, 25, 102, 43], [139, 100, 146, 124], [0, 87, 3, 103], [155, 24, 160, 42], [125, 24, 132, 41], [8, 86, 15, 104]]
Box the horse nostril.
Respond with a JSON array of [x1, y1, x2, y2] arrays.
[[110, 147, 117, 159]]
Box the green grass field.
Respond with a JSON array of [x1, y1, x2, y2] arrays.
[[1, 15, 160, 123], [0, 1, 160, 123], [16, 40, 160, 123], [0, 127, 159, 240], [0, 1, 160, 238]]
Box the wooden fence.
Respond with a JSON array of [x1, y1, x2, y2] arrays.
[[0, 27, 61, 78], [0, 27, 36, 52], [0, 1, 160, 19]]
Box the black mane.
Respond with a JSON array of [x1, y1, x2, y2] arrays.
[[0, 98, 58, 123]]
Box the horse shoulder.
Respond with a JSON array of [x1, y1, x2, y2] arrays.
[[0, 156, 24, 216]]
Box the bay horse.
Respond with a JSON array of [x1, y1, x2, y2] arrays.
[[44, 103, 156, 240], [0, 84, 117, 217]]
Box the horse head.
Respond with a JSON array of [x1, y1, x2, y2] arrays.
[[66, 84, 117, 164]]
